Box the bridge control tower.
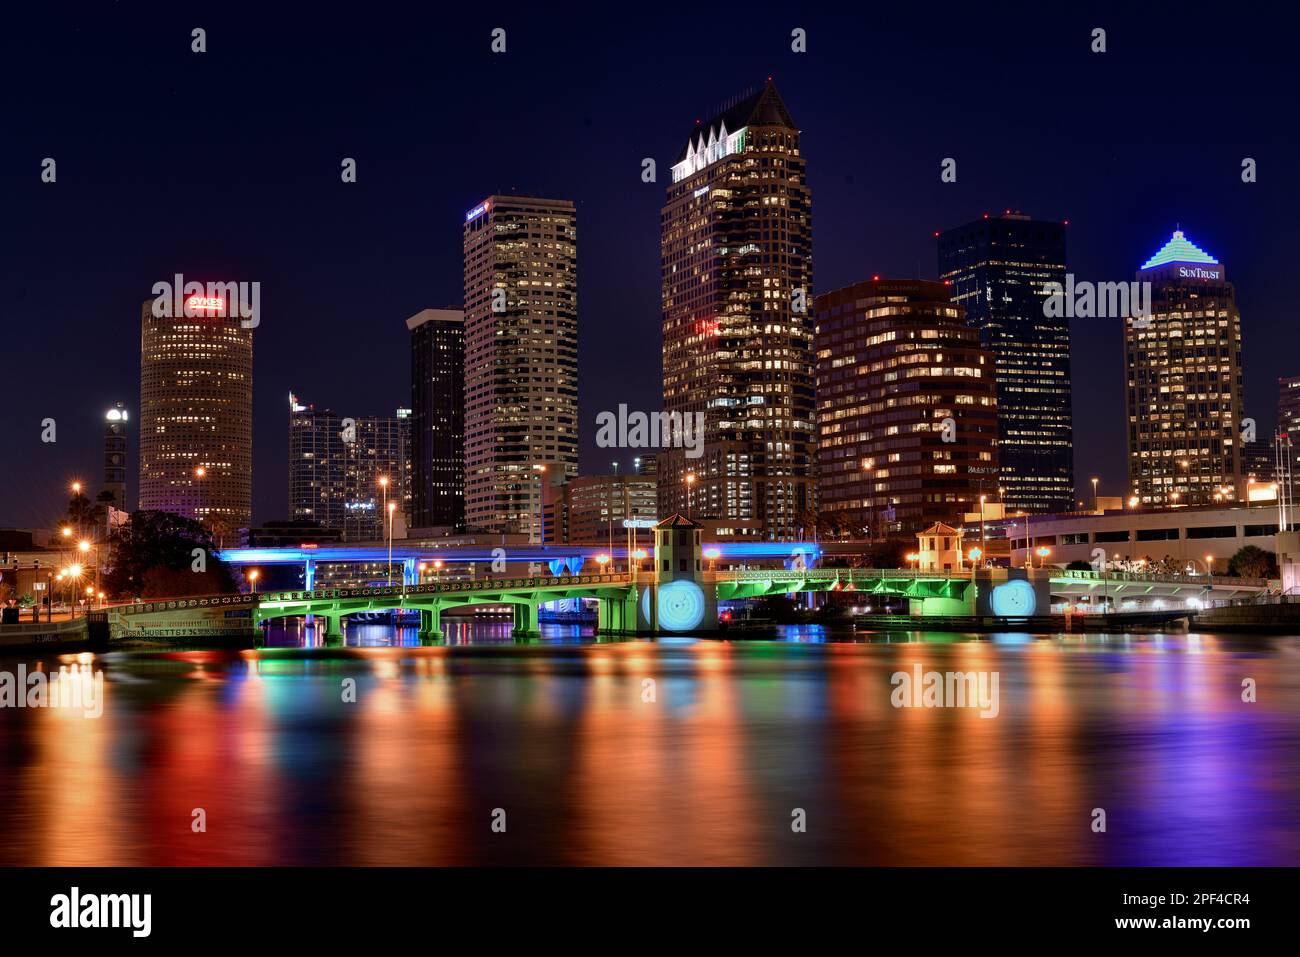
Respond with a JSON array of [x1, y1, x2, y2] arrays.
[[634, 514, 718, 634]]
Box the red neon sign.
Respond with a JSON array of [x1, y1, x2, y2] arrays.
[[187, 296, 225, 312]]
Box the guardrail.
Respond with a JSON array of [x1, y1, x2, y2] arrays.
[[115, 573, 636, 615], [1057, 569, 1273, 588], [717, 567, 939, 582]]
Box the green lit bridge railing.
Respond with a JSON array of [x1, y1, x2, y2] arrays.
[[714, 567, 972, 600]]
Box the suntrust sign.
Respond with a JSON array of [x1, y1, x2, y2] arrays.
[[1177, 264, 1223, 281]]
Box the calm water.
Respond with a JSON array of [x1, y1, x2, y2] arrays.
[[1, 621, 1298, 866]]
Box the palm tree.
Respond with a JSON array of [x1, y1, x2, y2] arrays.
[[1228, 545, 1276, 580]]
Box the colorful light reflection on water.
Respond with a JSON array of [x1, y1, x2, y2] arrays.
[[1, 624, 1297, 865]]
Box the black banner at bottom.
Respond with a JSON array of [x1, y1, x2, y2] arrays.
[[0, 866, 1286, 943]]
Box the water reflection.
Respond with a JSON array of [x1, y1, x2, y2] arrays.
[[0, 624, 1296, 865]]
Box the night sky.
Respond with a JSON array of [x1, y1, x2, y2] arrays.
[[4, 3, 1297, 529]]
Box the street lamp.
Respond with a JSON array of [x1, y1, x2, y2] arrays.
[[595, 554, 610, 576], [704, 546, 721, 572], [532, 464, 548, 545], [685, 472, 696, 519], [248, 569, 260, 594], [905, 551, 919, 571], [433, 559, 444, 582], [979, 494, 987, 562], [1091, 476, 1099, 507], [968, 546, 982, 568], [1036, 545, 1051, 568], [632, 548, 647, 585], [386, 501, 397, 586]]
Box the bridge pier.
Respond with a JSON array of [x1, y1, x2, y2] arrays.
[[322, 613, 344, 642], [418, 606, 443, 640], [597, 590, 641, 636], [511, 602, 540, 640]]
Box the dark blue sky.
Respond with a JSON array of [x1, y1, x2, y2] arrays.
[[4, 2, 1298, 528]]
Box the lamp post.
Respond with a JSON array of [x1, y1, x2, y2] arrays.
[[906, 551, 919, 572], [1091, 476, 1099, 509], [532, 464, 548, 545], [69, 481, 84, 542], [979, 494, 987, 564], [704, 547, 721, 573], [386, 501, 396, 586], [193, 467, 206, 529], [248, 569, 260, 594], [632, 548, 646, 586], [968, 546, 982, 570], [1036, 545, 1051, 569], [685, 472, 696, 520]]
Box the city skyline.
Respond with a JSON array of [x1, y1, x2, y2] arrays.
[[5, 7, 1299, 529]]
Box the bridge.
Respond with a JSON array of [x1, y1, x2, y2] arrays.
[[105, 517, 1277, 641]]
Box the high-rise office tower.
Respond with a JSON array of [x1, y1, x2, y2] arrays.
[[938, 212, 1072, 513], [407, 308, 465, 531], [1278, 376, 1300, 503], [659, 79, 814, 540], [1125, 229, 1245, 506], [462, 195, 578, 536], [138, 299, 253, 535], [103, 402, 128, 510], [814, 280, 998, 532], [1279, 376, 1300, 437], [288, 393, 411, 541]]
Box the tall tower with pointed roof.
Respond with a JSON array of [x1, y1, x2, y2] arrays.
[[1126, 229, 1245, 506], [658, 79, 814, 541]]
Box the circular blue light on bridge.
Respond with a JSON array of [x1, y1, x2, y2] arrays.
[[990, 579, 1037, 617], [657, 580, 706, 632]]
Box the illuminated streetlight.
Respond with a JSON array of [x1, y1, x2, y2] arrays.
[[905, 551, 919, 571], [1036, 545, 1051, 568], [704, 546, 721, 572], [967, 546, 982, 568], [595, 554, 610, 573], [532, 464, 548, 545], [386, 501, 397, 586], [685, 472, 697, 519], [248, 569, 260, 593]]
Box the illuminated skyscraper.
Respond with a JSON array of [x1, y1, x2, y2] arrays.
[[407, 308, 465, 531], [138, 299, 252, 535], [288, 393, 411, 541], [1278, 375, 1300, 503], [103, 402, 128, 510], [659, 79, 814, 540], [814, 280, 998, 531], [1125, 229, 1245, 506], [462, 195, 578, 536], [938, 212, 1072, 513]]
